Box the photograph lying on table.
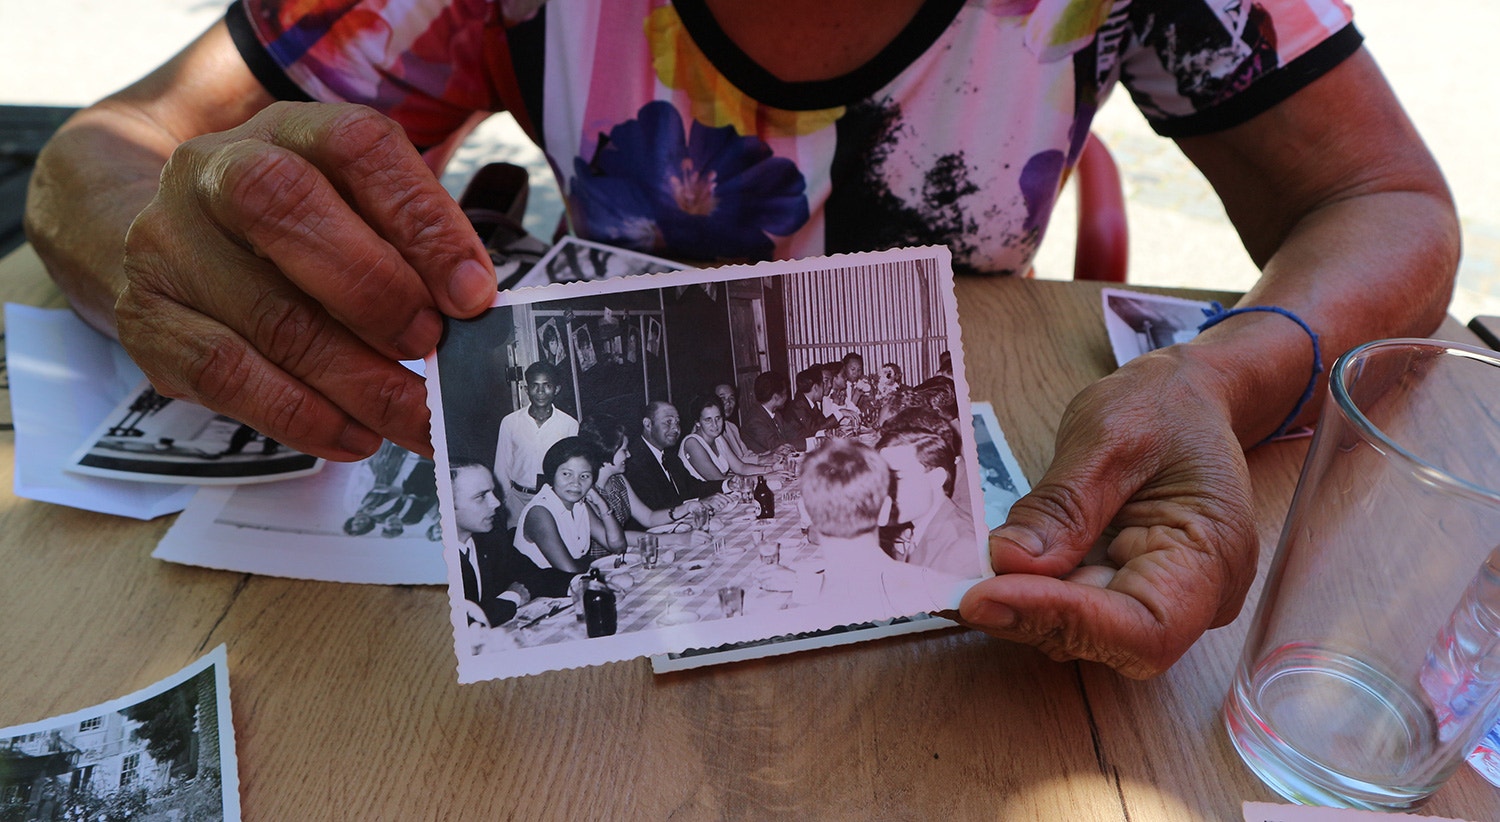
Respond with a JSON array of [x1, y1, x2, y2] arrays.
[[427, 245, 989, 681], [152, 440, 446, 584], [66, 379, 322, 485], [1100, 289, 1314, 441], [509, 235, 683, 291], [651, 401, 1029, 672], [1100, 287, 1212, 366], [0, 645, 240, 822]]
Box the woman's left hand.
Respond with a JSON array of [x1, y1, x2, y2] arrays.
[[958, 348, 1259, 679]]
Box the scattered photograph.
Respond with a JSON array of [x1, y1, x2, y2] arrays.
[[970, 401, 1030, 532], [513, 236, 681, 290], [1100, 289, 1314, 441], [0, 646, 240, 822], [1101, 288, 1212, 366], [651, 401, 1031, 673], [427, 245, 989, 681], [66, 381, 322, 485], [152, 440, 446, 585]]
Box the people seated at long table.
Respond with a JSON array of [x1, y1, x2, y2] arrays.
[[802, 439, 965, 615], [624, 400, 714, 514], [579, 415, 703, 535], [680, 395, 780, 484], [740, 371, 809, 455], [514, 438, 626, 583], [450, 459, 534, 626]]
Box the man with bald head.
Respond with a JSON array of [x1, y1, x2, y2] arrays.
[[623, 400, 706, 517]]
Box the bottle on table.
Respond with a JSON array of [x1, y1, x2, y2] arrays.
[[583, 568, 617, 638], [753, 475, 775, 520]]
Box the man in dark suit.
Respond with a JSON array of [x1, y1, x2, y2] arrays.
[[624, 401, 705, 520], [741, 370, 805, 455], [451, 461, 534, 626], [784, 367, 836, 443]]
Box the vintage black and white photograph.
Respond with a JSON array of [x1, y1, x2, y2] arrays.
[[652, 402, 1030, 673], [66, 381, 322, 485], [971, 401, 1031, 534], [0, 646, 239, 822], [513, 236, 682, 290], [1101, 288, 1213, 366], [427, 246, 988, 681], [152, 441, 446, 585]]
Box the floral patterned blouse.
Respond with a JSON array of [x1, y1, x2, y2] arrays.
[[230, 0, 1359, 275]]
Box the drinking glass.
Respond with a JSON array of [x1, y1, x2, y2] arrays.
[[718, 586, 745, 618], [639, 535, 659, 570], [1225, 339, 1500, 810], [758, 536, 780, 566]]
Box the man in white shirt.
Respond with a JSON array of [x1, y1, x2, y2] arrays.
[[493, 362, 578, 529], [800, 440, 967, 618]]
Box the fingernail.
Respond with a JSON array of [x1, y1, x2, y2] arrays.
[[996, 526, 1047, 557], [976, 600, 1017, 629], [396, 308, 442, 359], [338, 424, 382, 457], [449, 259, 495, 313]]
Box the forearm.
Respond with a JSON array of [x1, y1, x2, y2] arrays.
[[1167, 49, 1460, 447], [1165, 188, 1458, 447], [25, 20, 273, 337], [25, 104, 177, 337]]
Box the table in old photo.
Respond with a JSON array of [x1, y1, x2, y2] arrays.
[[3, 242, 1497, 820]]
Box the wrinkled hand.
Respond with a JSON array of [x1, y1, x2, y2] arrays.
[[117, 102, 496, 460], [958, 350, 1259, 678]]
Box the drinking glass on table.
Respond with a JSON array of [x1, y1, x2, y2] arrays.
[[639, 535, 659, 570], [1225, 339, 1500, 811], [718, 586, 745, 618], [757, 532, 780, 566]]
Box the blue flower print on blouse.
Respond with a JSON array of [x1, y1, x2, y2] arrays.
[[570, 101, 810, 261]]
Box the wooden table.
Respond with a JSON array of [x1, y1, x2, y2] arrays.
[[3, 243, 1497, 820]]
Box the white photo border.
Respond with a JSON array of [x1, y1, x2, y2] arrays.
[[427, 246, 989, 682]]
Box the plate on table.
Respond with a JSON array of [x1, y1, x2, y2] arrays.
[[679, 559, 713, 576], [646, 520, 693, 534], [591, 553, 640, 572], [657, 609, 702, 626], [751, 565, 799, 593]]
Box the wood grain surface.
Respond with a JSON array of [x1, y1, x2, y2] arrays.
[[3, 245, 1496, 820]]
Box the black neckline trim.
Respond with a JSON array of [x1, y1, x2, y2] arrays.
[[225, 0, 314, 103], [1148, 24, 1363, 139], [669, 0, 967, 111]]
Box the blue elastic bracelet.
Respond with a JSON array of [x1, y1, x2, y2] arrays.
[[1197, 302, 1323, 446]]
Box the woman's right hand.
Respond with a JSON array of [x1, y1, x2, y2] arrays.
[[116, 102, 497, 460]]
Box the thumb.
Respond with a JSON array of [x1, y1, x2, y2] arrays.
[[989, 448, 1141, 577]]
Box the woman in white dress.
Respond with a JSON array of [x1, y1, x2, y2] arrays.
[[712, 383, 776, 469], [680, 396, 778, 483], [513, 437, 625, 575]]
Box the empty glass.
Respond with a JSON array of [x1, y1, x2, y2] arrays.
[[1226, 339, 1500, 810]]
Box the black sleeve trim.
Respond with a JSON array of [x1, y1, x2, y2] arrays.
[[1148, 23, 1363, 139], [225, 0, 314, 103]]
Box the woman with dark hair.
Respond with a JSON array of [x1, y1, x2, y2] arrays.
[[512, 436, 625, 575], [680, 395, 779, 483], [712, 382, 775, 469], [577, 416, 702, 531]]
